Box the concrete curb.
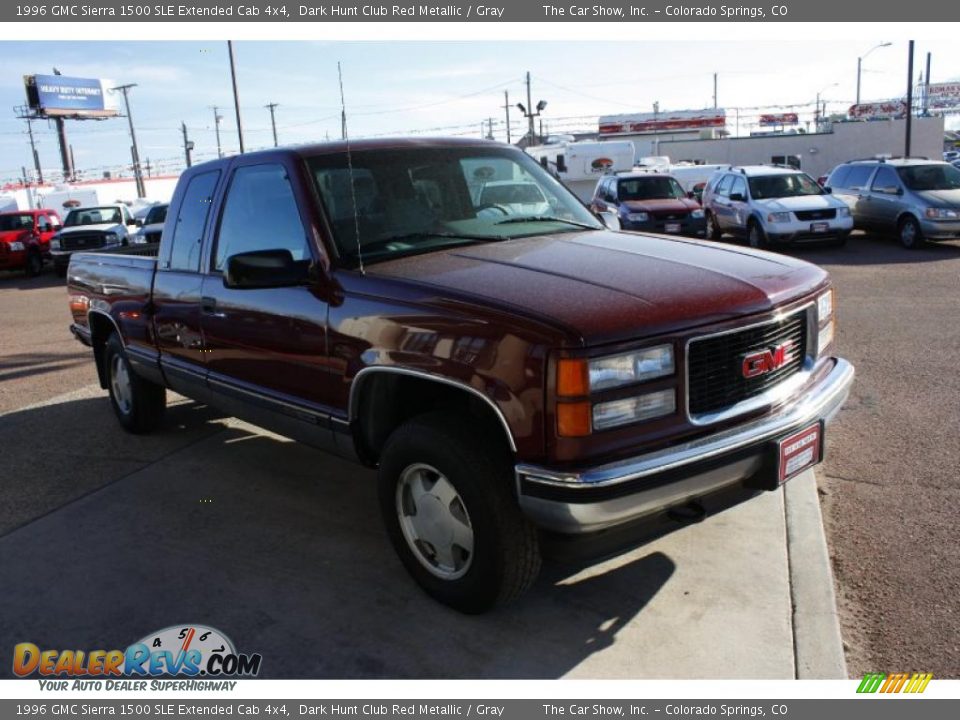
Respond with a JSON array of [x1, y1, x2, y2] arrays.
[[784, 470, 848, 679]]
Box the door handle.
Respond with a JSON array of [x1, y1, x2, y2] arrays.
[[200, 296, 226, 318]]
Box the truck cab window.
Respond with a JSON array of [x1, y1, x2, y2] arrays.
[[167, 170, 220, 272], [215, 164, 310, 271]]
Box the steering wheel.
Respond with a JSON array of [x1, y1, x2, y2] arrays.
[[474, 203, 511, 217]]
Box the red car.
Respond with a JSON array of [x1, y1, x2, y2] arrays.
[[0, 209, 62, 276]]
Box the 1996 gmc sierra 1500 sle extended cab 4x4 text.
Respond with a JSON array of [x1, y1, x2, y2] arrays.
[[66, 138, 854, 613]]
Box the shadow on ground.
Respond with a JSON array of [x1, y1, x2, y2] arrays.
[[0, 395, 676, 678]]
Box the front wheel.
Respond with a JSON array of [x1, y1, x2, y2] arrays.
[[378, 412, 541, 613], [747, 220, 769, 249], [898, 216, 925, 249], [105, 332, 166, 433]]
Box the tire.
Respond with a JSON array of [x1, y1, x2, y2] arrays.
[[104, 332, 166, 434], [25, 250, 42, 277], [377, 411, 541, 614], [705, 211, 721, 240], [898, 216, 925, 249], [747, 220, 769, 249], [828, 234, 848, 248]]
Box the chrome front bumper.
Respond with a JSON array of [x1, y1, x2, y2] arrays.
[[516, 357, 854, 534]]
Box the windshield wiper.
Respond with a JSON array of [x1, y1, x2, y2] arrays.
[[494, 216, 599, 230]]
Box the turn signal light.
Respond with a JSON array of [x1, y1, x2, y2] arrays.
[[557, 359, 589, 397], [557, 402, 591, 437]]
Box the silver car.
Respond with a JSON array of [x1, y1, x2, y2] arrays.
[[825, 158, 960, 249]]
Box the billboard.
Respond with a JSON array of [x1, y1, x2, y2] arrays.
[[599, 109, 726, 136], [759, 113, 799, 127], [926, 82, 960, 109], [848, 101, 908, 120], [24, 74, 118, 118]]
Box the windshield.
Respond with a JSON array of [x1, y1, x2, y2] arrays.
[[145, 205, 168, 225], [748, 173, 823, 200], [897, 164, 960, 191], [308, 145, 602, 266], [64, 207, 123, 227], [0, 214, 33, 232], [618, 176, 686, 201]]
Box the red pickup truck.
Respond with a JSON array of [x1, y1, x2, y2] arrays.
[[66, 139, 854, 613], [0, 209, 61, 276]]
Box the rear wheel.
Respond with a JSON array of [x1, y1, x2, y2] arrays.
[[747, 220, 769, 249], [705, 211, 721, 240], [378, 412, 541, 613], [105, 332, 166, 434], [25, 250, 42, 277], [898, 216, 925, 249]]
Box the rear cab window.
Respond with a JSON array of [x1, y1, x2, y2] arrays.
[[164, 170, 220, 272]]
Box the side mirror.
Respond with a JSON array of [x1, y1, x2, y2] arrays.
[[223, 249, 313, 289], [729, 192, 746, 202], [126, 217, 138, 226], [597, 210, 621, 231], [823, 186, 833, 194], [687, 191, 695, 199], [896, 187, 905, 196], [134, 218, 144, 227]]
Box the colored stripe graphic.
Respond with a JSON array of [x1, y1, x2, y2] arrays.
[[857, 672, 933, 694]]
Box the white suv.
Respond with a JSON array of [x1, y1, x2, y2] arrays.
[[702, 166, 854, 249]]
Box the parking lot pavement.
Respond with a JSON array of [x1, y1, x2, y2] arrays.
[[0, 384, 839, 679]]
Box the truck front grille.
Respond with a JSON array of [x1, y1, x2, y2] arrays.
[[687, 310, 807, 416], [794, 209, 837, 221], [60, 232, 106, 252]]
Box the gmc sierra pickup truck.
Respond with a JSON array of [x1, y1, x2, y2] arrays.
[[67, 138, 854, 613]]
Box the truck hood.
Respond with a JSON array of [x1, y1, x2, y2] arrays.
[[622, 198, 700, 213], [369, 230, 827, 346], [752, 194, 845, 213], [59, 223, 123, 235], [914, 188, 960, 206]]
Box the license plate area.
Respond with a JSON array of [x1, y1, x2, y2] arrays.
[[811, 222, 829, 233], [776, 421, 823, 485], [665, 223, 681, 233]]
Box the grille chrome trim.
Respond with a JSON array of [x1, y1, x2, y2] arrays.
[[685, 303, 815, 426]]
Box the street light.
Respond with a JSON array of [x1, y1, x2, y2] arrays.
[[857, 41, 892, 105], [815, 82, 839, 128]]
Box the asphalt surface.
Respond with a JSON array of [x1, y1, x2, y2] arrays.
[[0, 232, 957, 677]]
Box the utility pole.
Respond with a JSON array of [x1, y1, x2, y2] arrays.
[[112, 83, 145, 197], [905, 40, 914, 157], [181, 122, 194, 168], [265, 102, 279, 147], [227, 40, 245, 154], [525, 71, 534, 141], [485, 117, 496, 141], [502, 90, 511, 144], [923, 52, 932, 115], [55, 118, 72, 182], [713, 73, 718, 109], [516, 73, 547, 145], [25, 118, 43, 184], [211, 106, 224, 158], [145, 158, 152, 178]]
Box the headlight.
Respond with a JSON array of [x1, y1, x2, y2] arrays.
[[767, 212, 792, 223], [593, 390, 676, 431], [8, 241, 25, 252], [625, 212, 650, 222], [837, 207, 851, 217], [690, 209, 705, 219], [588, 345, 675, 391], [817, 289, 833, 322], [104, 232, 119, 242], [925, 207, 960, 219], [50, 238, 60, 251]]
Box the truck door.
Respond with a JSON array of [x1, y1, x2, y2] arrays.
[[198, 159, 336, 452], [151, 168, 221, 403]]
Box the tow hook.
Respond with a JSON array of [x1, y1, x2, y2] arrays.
[[667, 500, 707, 524]]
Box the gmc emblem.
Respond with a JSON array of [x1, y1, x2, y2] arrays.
[[741, 340, 794, 379]]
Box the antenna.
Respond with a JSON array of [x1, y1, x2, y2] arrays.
[[338, 61, 364, 274]]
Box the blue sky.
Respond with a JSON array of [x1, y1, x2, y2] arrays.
[[1, 40, 957, 182]]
